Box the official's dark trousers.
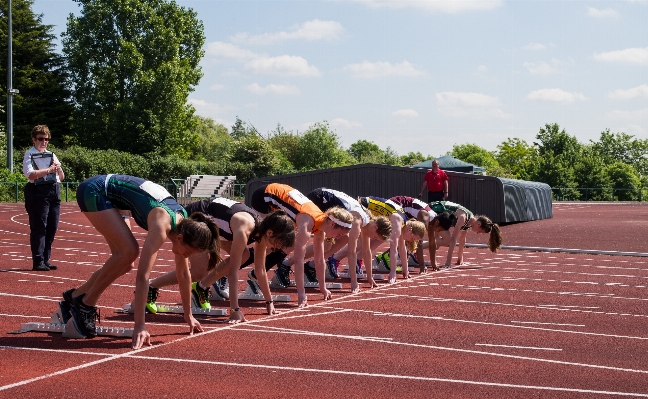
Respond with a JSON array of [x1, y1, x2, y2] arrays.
[[24, 182, 60, 267], [427, 190, 445, 203]]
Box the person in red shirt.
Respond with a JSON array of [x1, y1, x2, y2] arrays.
[[418, 159, 449, 202]]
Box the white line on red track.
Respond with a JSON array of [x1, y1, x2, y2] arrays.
[[475, 343, 562, 351]]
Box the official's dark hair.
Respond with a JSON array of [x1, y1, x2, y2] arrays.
[[176, 212, 222, 270], [250, 210, 295, 248]]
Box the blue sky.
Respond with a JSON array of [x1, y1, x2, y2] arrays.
[[32, 0, 647, 157]]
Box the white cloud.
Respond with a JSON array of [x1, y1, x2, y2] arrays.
[[522, 43, 547, 51], [344, 61, 425, 78], [205, 41, 258, 62], [586, 6, 620, 19], [608, 84, 648, 100], [474, 65, 489, 76], [606, 108, 648, 120], [354, 0, 503, 13], [188, 98, 236, 123], [523, 61, 558, 75], [209, 84, 225, 91], [436, 92, 501, 107], [392, 109, 419, 117], [330, 118, 363, 128], [526, 88, 587, 103], [231, 20, 344, 44], [244, 55, 320, 77], [435, 92, 511, 119], [593, 47, 648, 65], [245, 83, 300, 95]]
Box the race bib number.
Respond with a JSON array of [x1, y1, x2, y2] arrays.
[[139, 181, 172, 202], [287, 189, 312, 205], [212, 197, 238, 207]]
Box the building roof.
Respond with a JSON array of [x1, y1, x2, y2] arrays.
[[411, 155, 486, 173]]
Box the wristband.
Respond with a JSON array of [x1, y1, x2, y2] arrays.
[[230, 308, 240, 312], [266, 300, 274, 304]]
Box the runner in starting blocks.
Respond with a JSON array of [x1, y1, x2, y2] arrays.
[[10, 308, 133, 338]]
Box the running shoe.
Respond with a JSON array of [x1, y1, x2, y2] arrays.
[[272, 261, 292, 288], [59, 288, 75, 324], [191, 282, 211, 310], [325, 256, 340, 279], [356, 259, 365, 275], [376, 251, 391, 271], [211, 276, 229, 300], [304, 263, 318, 284], [146, 286, 159, 314], [70, 294, 99, 338], [246, 270, 263, 295]]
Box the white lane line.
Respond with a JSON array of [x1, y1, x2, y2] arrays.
[[475, 344, 562, 351], [511, 321, 586, 327]]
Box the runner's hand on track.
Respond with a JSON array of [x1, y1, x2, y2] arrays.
[[321, 288, 332, 301], [132, 325, 151, 349], [351, 281, 361, 293], [368, 277, 379, 289], [266, 302, 280, 315], [298, 293, 308, 307], [228, 309, 247, 324], [185, 314, 204, 335]]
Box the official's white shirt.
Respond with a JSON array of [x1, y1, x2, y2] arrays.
[[22, 147, 62, 183]]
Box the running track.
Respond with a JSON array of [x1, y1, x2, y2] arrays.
[[1, 202, 647, 398]]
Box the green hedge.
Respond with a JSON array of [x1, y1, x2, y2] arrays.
[[11, 145, 227, 183]]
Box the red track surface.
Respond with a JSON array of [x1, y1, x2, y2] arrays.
[[1, 202, 648, 398]]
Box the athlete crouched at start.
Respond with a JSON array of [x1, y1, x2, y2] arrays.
[[61, 174, 220, 349]]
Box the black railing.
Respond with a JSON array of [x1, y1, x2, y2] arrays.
[[552, 187, 646, 202]]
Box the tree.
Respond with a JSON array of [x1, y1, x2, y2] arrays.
[[534, 123, 581, 163], [292, 122, 353, 171], [592, 129, 648, 181], [348, 140, 382, 162], [266, 124, 299, 173], [0, 0, 72, 147], [452, 143, 499, 170], [190, 115, 231, 163], [62, 0, 205, 156], [495, 138, 537, 179], [400, 151, 430, 167], [606, 161, 642, 201], [226, 134, 282, 183]]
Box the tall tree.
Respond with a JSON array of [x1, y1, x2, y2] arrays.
[[0, 0, 72, 147], [62, 0, 205, 156]]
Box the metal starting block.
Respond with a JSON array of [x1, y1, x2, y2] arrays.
[[120, 303, 226, 316], [12, 308, 134, 338], [299, 281, 343, 289], [238, 280, 291, 302], [338, 270, 386, 280]]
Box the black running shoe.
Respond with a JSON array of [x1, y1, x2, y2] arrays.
[[60, 288, 75, 324], [304, 263, 318, 284], [32, 263, 50, 271], [71, 294, 99, 338], [45, 262, 58, 270], [272, 262, 292, 288]]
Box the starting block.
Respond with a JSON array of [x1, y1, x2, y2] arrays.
[[14, 321, 133, 338], [10, 308, 133, 338], [338, 270, 386, 280], [238, 280, 291, 302], [119, 303, 226, 316], [269, 278, 343, 290]]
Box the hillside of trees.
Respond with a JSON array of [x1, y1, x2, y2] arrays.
[[1, 0, 647, 201]]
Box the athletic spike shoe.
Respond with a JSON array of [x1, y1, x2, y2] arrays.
[[70, 294, 99, 338], [356, 259, 365, 275], [191, 282, 211, 310], [407, 253, 419, 266], [211, 276, 229, 300], [246, 271, 263, 295], [376, 251, 391, 271], [146, 286, 159, 314], [60, 288, 75, 324], [326, 256, 340, 279], [272, 261, 292, 288], [304, 264, 318, 284]]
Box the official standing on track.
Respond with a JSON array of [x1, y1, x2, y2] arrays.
[[22, 125, 64, 272], [418, 159, 449, 203]]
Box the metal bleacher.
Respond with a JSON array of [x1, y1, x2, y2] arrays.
[[176, 175, 237, 205]]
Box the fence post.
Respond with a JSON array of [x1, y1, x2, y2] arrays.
[[15, 182, 19, 203]]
